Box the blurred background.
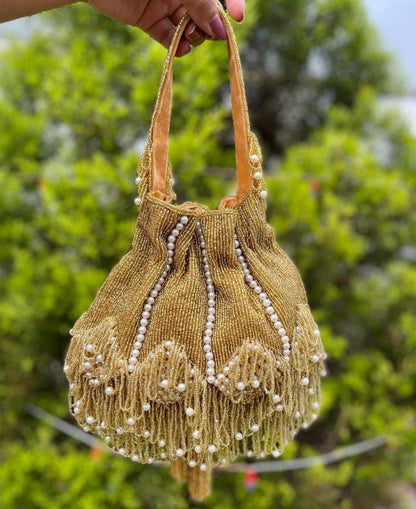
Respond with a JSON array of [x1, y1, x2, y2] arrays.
[[0, 1, 415, 507]]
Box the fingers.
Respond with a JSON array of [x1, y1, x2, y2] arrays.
[[169, 6, 208, 47], [182, 0, 227, 40], [225, 0, 245, 22], [143, 16, 191, 56]]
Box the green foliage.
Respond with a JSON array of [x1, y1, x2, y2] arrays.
[[244, 0, 394, 153], [1, 1, 415, 508]]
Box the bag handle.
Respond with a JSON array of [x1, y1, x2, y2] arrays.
[[148, 6, 254, 202]]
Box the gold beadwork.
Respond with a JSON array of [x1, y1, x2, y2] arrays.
[[63, 6, 327, 503]]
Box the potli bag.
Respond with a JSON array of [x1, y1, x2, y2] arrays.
[[63, 7, 327, 502]]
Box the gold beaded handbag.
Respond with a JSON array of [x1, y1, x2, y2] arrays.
[[63, 7, 327, 502]]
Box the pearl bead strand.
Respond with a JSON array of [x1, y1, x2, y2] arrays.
[[234, 232, 291, 361], [126, 215, 189, 373], [195, 221, 217, 384]]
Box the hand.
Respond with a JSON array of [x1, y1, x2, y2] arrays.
[[86, 0, 245, 56]]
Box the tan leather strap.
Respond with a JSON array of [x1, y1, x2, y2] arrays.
[[149, 6, 252, 201]]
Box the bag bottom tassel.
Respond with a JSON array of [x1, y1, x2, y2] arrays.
[[171, 458, 212, 502]]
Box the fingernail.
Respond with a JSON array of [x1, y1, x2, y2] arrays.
[[209, 14, 228, 40], [237, 14, 245, 24], [185, 22, 197, 37]]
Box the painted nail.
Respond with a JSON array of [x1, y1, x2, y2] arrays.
[[209, 15, 228, 40]]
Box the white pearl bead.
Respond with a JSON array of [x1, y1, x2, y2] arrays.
[[172, 228, 179, 236], [132, 454, 139, 461], [134, 197, 141, 205], [180, 216, 189, 224], [160, 379, 169, 388], [133, 342, 142, 349], [143, 430, 150, 438], [116, 427, 124, 434], [253, 171, 262, 180], [251, 424, 259, 432], [205, 352, 213, 360], [132, 349, 140, 357], [272, 394, 281, 403], [262, 299, 271, 307], [276, 404, 283, 412], [208, 444, 216, 453], [129, 357, 137, 365], [260, 190, 267, 198], [278, 328, 286, 336], [167, 242, 175, 250], [83, 361, 92, 369], [127, 417, 135, 426], [85, 344, 94, 352], [150, 290, 158, 298], [206, 367, 215, 376], [86, 416, 95, 424], [160, 452, 166, 459], [245, 274, 254, 282], [200, 463, 207, 471], [282, 336, 289, 344], [128, 365, 134, 372], [138, 326, 147, 334], [312, 355, 320, 363], [249, 280, 257, 288], [207, 360, 215, 368], [235, 432, 243, 440], [140, 318, 148, 326], [176, 223, 184, 230], [270, 314, 278, 323], [207, 376, 216, 384], [73, 407, 80, 414], [189, 460, 196, 468], [177, 383, 186, 392], [147, 457, 154, 463], [314, 329, 320, 336], [159, 439, 165, 447], [203, 337, 211, 344], [135, 176, 142, 185], [250, 154, 259, 163], [203, 344, 211, 353], [192, 430, 200, 438], [312, 402, 320, 410], [295, 411, 301, 418], [236, 382, 245, 390], [266, 306, 274, 315], [301, 377, 309, 386], [284, 355, 290, 362], [194, 445, 202, 453], [63, 364, 69, 372], [168, 235, 176, 243], [185, 407, 195, 416], [142, 403, 150, 411], [252, 379, 260, 388], [118, 448, 125, 455], [272, 449, 281, 458]]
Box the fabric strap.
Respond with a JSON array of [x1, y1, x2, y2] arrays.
[[149, 6, 252, 201]]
